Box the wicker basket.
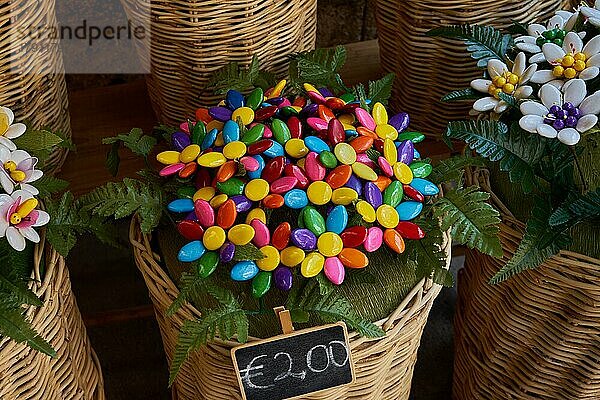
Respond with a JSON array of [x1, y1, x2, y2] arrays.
[[0, 237, 105, 400], [129, 218, 451, 400], [0, 0, 72, 174], [453, 168, 600, 400], [373, 0, 574, 137], [120, 0, 318, 126]]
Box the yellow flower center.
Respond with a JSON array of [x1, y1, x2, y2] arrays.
[[0, 112, 9, 136], [3, 161, 26, 182], [9, 198, 38, 225], [489, 72, 520, 98], [553, 52, 588, 79]]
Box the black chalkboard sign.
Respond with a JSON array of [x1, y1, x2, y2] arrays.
[[231, 322, 355, 400]]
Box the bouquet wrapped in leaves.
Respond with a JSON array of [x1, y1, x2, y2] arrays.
[[429, 4, 600, 283], [0, 106, 116, 355], [82, 47, 501, 383]]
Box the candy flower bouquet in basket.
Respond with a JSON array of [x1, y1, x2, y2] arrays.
[[429, 2, 600, 283], [0, 106, 115, 355], [83, 48, 501, 384]]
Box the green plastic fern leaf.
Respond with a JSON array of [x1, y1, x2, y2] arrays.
[[427, 24, 513, 68], [287, 281, 384, 338], [490, 198, 571, 284], [0, 245, 42, 307], [34, 175, 69, 198], [441, 88, 481, 102], [81, 178, 166, 233], [429, 155, 486, 185], [45, 192, 120, 257], [0, 298, 56, 357], [409, 224, 453, 287], [206, 55, 269, 94], [432, 186, 502, 257], [367, 73, 395, 105], [290, 46, 347, 92], [549, 188, 600, 228], [169, 307, 248, 385], [445, 120, 544, 193]]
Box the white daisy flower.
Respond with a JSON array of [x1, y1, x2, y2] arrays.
[[581, 0, 600, 27], [0, 107, 26, 151], [0, 147, 43, 195], [470, 53, 537, 113], [531, 32, 600, 84], [0, 190, 49, 251], [519, 79, 600, 145], [515, 11, 584, 63]]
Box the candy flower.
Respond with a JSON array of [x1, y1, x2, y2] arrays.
[[0, 107, 26, 151], [515, 12, 582, 63], [0, 148, 43, 194], [519, 79, 600, 145], [161, 82, 438, 296], [532, 32, 600, 83], [581, 0, 600, 27], [0, 190, 49, 251], [471, 53, 537, 114]]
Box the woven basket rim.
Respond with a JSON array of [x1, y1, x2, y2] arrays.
[[129, 217, 452, 344]]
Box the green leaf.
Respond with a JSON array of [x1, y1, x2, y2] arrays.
[[80, 178, 166, 233], [410, 226, 453, 287], [367, 73, 395, 105], [0, 298, 56, 357], [490, 198, 571, 284], [441, 88, 482, 102], [0, 247, 42, 307], [549, 187, 600, 228], [34, 175, 69, 198], [13, 129, 64, 152], [497, 92, 518, 109], [427, 25, 513, 68], [287, 281, 384, 338], [169, 307, 248, 385], [45, 192, 120, 257], [352, 83, 370, 111], [206, 55, 267, 95], [445, 120, 543, 193], [432, 186, 502, 257], [507, 21, 529, 35], [429, 155, 486, 185], [102, 128, 157, 158], [232, 243, 265, 261], [290, 46, 347, 92], [106, 142, 121, 177]]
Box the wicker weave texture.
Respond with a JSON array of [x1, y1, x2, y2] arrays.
[[0, 0, 72, 174], [453, 168, 600, 400], [130, 218, 451, 400], [120, 0, 318, 126], [374, 0, 574, 137], [0, 239, 105, 400]]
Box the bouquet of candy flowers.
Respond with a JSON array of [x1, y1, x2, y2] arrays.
[[84, 48, 501, 381], [0, 106, 115, 355], [429, 2, 600, 283]]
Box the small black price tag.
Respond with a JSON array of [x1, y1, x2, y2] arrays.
[[231, 322, 355, 400]]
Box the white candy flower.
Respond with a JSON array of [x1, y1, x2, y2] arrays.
[[0, 107, 26, 151], [581, 0, 600, 27], [0, 148, 43, 195], [532, 32, 600, 84], [519, 79, 600, 145], [515, 12, 584, 63], [470, 53, 537, 114], [0, 190, 49, 251]]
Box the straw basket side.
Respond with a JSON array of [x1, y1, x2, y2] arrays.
[[0, 237, 105, 400], [0, 0, 72, 174], [129, 218, 451, 400], [373, 0, 574, 137], [121, 0, 318, 126], [453, 168, 600, 400]]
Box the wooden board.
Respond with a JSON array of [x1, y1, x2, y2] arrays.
[[231, 322, 355, 400]]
